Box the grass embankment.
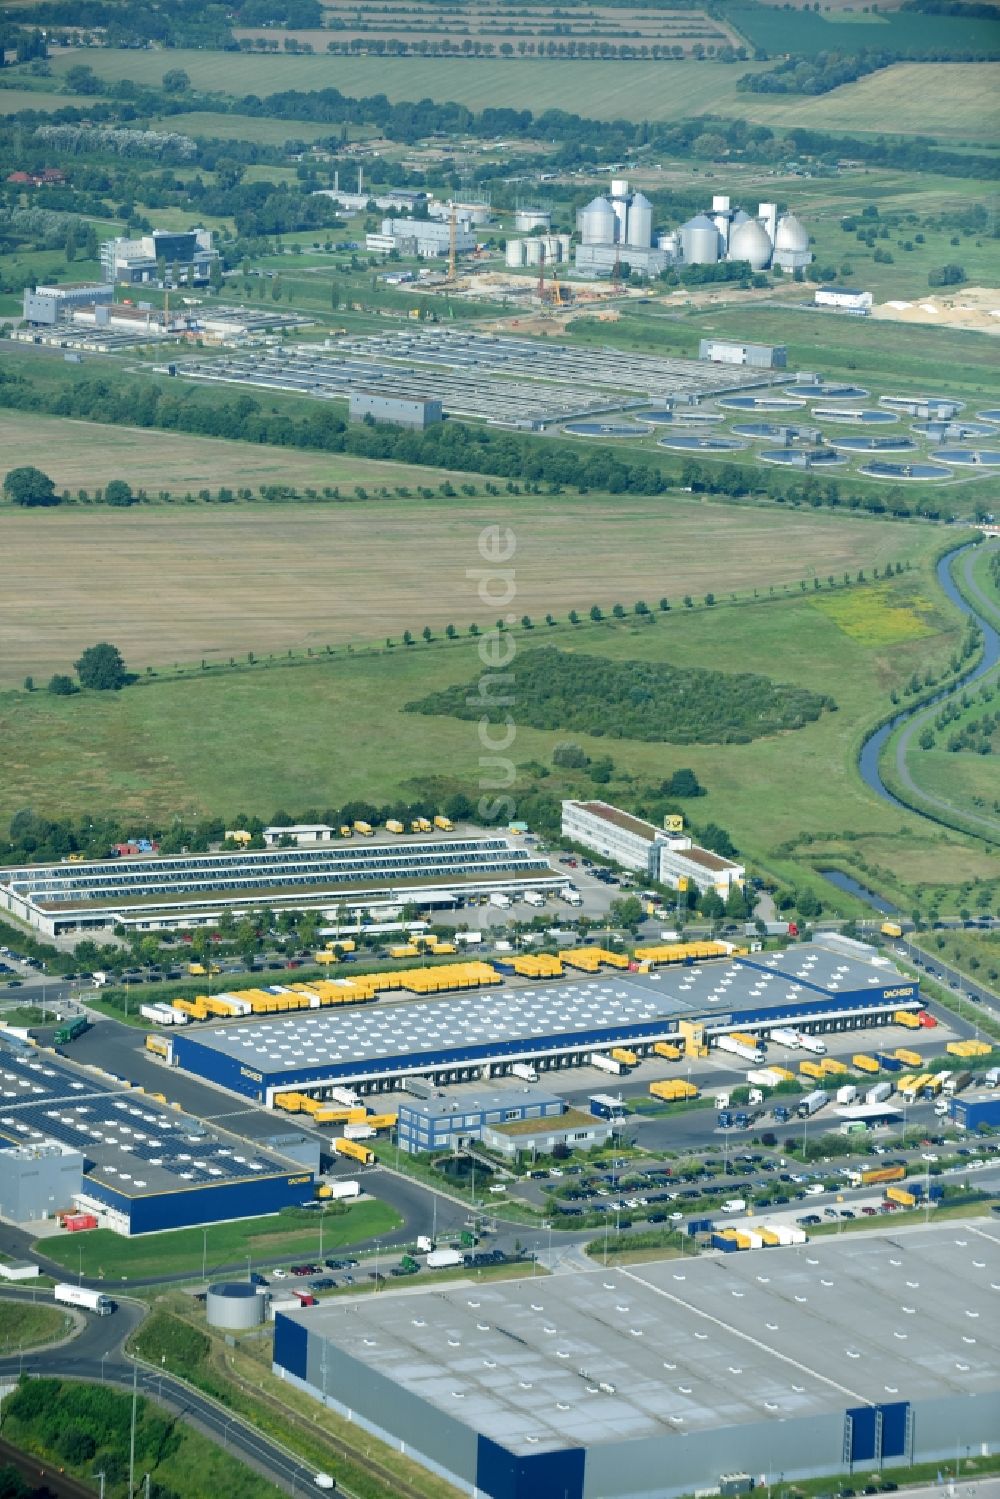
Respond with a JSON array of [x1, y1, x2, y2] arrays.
[[132, 1301, 465, 1499], [36, 1202, 401, 1281], [881, 541, 1000, 841], [0, 1300, 71, 1350], [0, 1374, 286, 1499]]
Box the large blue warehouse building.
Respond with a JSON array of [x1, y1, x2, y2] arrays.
[[0, 1038, 312, 1234], [273, 1223, 999, 1499], [169, 938, 921, 1105]]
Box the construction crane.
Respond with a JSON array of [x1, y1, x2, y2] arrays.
[[536, 243, 546, 300]]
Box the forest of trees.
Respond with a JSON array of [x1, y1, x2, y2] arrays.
[[408, 647, 836, 745]]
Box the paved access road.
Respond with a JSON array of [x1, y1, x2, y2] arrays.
[[0, 1289, 321, 1497]]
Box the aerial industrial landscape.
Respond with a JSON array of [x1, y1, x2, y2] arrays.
[[0, 2, 998, 1496]]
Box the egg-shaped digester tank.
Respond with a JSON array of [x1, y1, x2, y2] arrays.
[[728, 217, 773, 271]]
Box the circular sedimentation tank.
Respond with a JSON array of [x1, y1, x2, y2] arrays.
[[657, 435, 746, 452], [563, 420, 651, 437], [636, 409, 680, 424], [718, 394, 806, 411], [827, 436, 918, 453], [930, 448, 1000, 467], [976, 409, 1000, 424], [859, 461, 950, 481], [793, 383, 868, 399], [759, 448, 844, 467], [813, 407, 898, 425]]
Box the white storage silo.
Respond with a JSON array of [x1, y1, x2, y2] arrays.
[[728, 217, 773, 271], [557, 233, 572, 260], [627, 192, 653, 249], [757, 202, 778, 245], [515, 208, 551, 233], [207, 1282, 266, 1331], [580, 196, 616, 246], [505, 239, 526, 269], [680, 214, 721, 265], [610, 179, 630, 245], [524, 238, 544, 266], [541, 235, 561, 262]]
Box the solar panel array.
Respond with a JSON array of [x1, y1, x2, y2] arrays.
[[193, 976, 693, 1076], [0, 1042, 287, 1196]]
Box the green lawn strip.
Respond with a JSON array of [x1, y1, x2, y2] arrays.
[[35, 1201, 401, 1281], [0, 1300, 72, 1350], [131, 1302, 463, 1499], [0, 1374, 286, 1499], [911, 929, 1000, 994], [584, 1227, 690, 1261]]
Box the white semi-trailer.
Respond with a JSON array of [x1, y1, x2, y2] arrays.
[[591, 1053, 624, 1076], [715, 1035, 764, 1064], [53, 1283, 115, 1315], [769, 1029, 801, 1050], [511, 1063, 538, 1082]]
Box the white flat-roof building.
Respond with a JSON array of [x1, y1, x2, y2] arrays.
[[561, 799, 743, 895], [262, 824, 336, 846], [814, 286, 873, 314]]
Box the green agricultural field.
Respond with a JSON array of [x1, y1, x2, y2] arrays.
[[0, 479, 942, 686], [0, 549, 974, 915], [738, 63, 1000, 144], [48, 49, 761, 121], [726, 5, 999, 57], [0, 84, 104, 112], [38, 1200, 400, 1279], [156, 110, 349, 145]]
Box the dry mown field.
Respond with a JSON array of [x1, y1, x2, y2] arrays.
[[0, 411, 477, 493], [0, 482, 938, 684]]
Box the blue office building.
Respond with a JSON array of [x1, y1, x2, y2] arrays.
[[397, 1087, 565, 1155]]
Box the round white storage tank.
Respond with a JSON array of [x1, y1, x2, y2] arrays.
[[680, 214, 720, 265], [728, 217, 773, 271], [515, 208, 551, 233], [627, 192, 653, 249], [541, 235, 561, 261], [581, 196, 615, 246], [557, 233, 572, 259], [524, 238, 544, 265], [207, 1281, 266, 1331], [505, 239, 526, 269], [775, 213, 809, 254], [656, 231, 679, 255]]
